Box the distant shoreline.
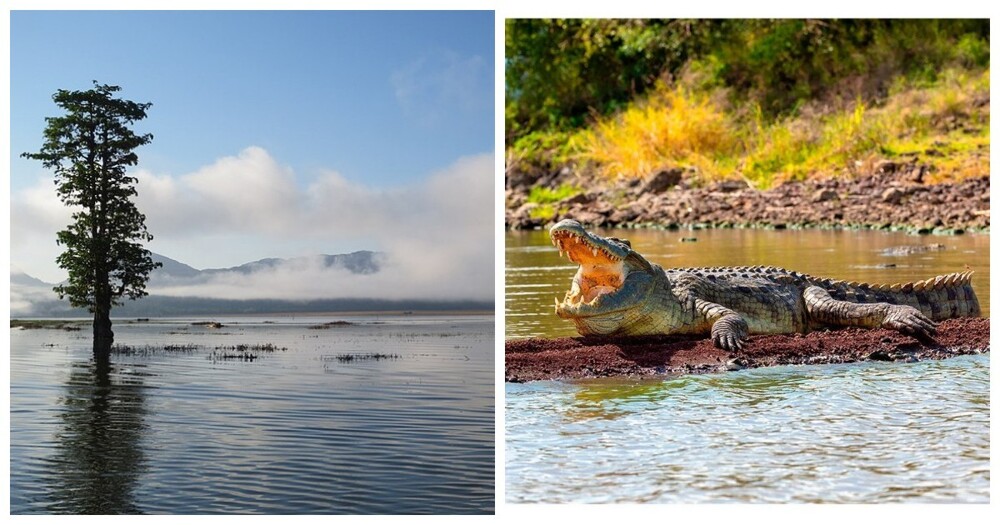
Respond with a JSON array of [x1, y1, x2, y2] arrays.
[[11, 310, 495, 322], [211, 310, 495, 318]]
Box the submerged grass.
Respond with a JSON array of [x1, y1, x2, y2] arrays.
[[214, 343, 287, 352], [543, 68, 989, 189], [308, 321, 355, 329], [11, 319, 85, 331], [108, 342, 287, 361], [330, 353, 402, 363], [112, 344, 201, 356]]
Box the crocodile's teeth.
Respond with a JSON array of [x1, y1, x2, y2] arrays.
[[558, 249, 564, 258], [592, 248, 598, 256]]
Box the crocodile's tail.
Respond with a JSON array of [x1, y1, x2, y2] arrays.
[[824, 271, 981, 321]]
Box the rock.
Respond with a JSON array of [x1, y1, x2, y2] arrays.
[[506, 165, 989, 233], [640, 167, 683, 194], [874, 160, 898, 174], [592, 201, 614, 215], [726, 358, 747, 371], [811, 189, 838, 202], [714, 180, 749, 193], [867, 350, 893, 361], [507, 192, 525, 209], [570, 210, 605, 226], [881, 187, 905, 205], [559, 192, 593, 206], [514, 202, 539, 216], [609, 208, 639, 224], [506, 169, 542, 190]]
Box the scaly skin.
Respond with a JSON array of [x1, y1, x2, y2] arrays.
[[549, 219, 981, 351]]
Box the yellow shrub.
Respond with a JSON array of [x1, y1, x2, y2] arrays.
[[569, 67, 988, 189], [580, 85, 736, 180]]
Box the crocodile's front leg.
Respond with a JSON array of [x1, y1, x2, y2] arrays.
[[694, 298, 750, 351], [803, 286, 937, 339]]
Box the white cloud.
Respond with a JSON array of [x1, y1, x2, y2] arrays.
[[9, 181, 76, 283], [10, 147, 494, 302], [136, 146, 300, 236]]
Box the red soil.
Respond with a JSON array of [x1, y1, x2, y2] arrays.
[[505, 317, 990, 382]]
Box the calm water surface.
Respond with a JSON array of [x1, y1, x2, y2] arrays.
[[11, 315, 494, 514], [505, 228, 989, 503], [506, 355, 989, 503], [506, 228, 989, 338]]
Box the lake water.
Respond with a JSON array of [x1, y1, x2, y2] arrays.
[[10, 314, 494, 514], [505, 228, 989, 503], [506, 228, 990, 338]]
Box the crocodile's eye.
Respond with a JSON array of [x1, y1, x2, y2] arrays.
[[607, 237, 631, 249]]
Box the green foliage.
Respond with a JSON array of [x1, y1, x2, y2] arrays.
[[956, 33, 990, 67], [528, 203, 558, 221], [506, 19, 990, 144], [523, 183, 584, 222], [509, 130, 580, 168], [22, 81, 161, 348], [505, 19, 720, 143], [526, 183, 583, 205]]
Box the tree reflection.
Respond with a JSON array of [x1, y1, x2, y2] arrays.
[[44, 354, 149, 514]]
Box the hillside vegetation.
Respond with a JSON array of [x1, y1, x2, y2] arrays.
[[506, 20, 989, 190]]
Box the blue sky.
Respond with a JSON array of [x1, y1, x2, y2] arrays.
[[9, 10, 495, 300], [11, 10, 493, 190]]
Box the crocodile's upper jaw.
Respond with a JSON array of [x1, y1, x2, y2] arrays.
[[549, 220, 651, 329], [551, 229, 625, 307]]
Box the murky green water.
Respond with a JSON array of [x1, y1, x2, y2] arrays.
[[11, 315, 494, 514], [506, 228, 989, 338], [505, 228, 989, 503]]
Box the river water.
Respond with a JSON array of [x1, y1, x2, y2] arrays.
[[10, 315, 494, 514], [505, 228, 989, 503]]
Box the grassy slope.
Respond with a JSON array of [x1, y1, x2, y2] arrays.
[[512, 67, 989, 196]]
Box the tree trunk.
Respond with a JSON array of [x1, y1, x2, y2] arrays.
[[93, 294, 114, 357]]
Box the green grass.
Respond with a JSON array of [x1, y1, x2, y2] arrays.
[[515, 67, 989, 189], [523, 183, 584, 221], [526, 183, 583, 204]]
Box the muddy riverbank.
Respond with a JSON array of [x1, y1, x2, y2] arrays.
[[506, 162, 989, 233], [505, 317, 989, 382]]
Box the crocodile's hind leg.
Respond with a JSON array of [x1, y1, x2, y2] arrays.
[[803, 286, 937, 339], [693, 298, 750, 351]]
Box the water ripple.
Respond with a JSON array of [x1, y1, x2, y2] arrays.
[[11, 317, 494, 514], [506, 355, 989, 503]]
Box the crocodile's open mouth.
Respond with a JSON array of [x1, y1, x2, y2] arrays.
[[550, 227, 626, 309]]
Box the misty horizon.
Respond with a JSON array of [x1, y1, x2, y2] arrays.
[[11, 246, 494, 317]]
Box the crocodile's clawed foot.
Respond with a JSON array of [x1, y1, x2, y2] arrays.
[[883, 305, 937, 341], [711, 315, 749, 352]]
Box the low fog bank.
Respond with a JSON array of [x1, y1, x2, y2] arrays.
[[11, 149, 495, 316]]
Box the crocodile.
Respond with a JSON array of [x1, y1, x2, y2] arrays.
[[549, 219, 981, 351]]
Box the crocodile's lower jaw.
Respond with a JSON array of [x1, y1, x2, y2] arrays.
[[559, 286, 615, 309], [573, 314, 627, 336]]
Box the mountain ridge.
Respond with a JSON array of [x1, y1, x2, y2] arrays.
[[10, 250, 493, 317]]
